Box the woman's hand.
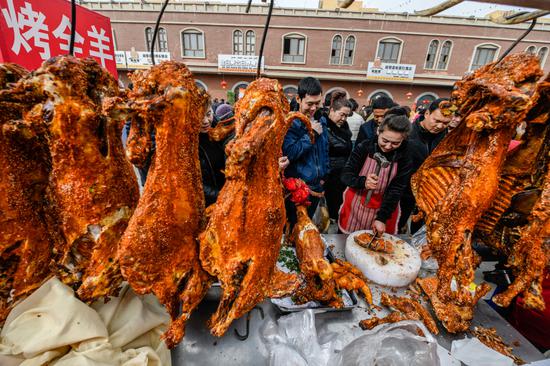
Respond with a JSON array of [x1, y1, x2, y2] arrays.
[[373, 220, 386, 235], [278, 156, 289, 171], [365, 173, 379, 190]]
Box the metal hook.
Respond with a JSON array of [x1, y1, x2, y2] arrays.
[[234, 306, 265, 341], [151, 0, 170, 66], [254, 0, 274, 79], [69, 0, 76, 56], [496, 18, 537, 64]]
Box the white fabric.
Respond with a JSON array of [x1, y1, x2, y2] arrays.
[[0, 278, 171, 366]]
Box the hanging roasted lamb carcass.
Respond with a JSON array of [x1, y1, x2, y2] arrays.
[[199, 79, 312, 337], [412, 53, 543, 332], [0, 63, 55, 323], [476, 74, 550, 311], [118, 61, 211, 348], [0, 56, 140, 303]]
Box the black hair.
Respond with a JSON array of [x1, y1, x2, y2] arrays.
[[348, 98, 359, 112], [297, 77, 322, 99], [330, 90, 351, 112], [427, 98, 450, 113], [384, 106, 409, 118], [379, 114, 412, 138], [371, 95, 395, 110], [324, 91, 332, 107]]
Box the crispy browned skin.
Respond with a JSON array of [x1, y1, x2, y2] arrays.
[[492, 162, 550, 311], [411, 54, 542, 332], [359, 292, 438, 334], [0, 63, 54, 323], [119, 61, 210, 348], [470, 326, 524, 365], [331, 259, 373, 305], [0, 57, 139, 305], [292, 205, 341, 307], [418, 277, 490, 333], [199, 79, 310, 336], [353, 232, 394, 254]]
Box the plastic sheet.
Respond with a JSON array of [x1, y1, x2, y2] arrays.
[[260, 310, 335, 366], [261, 310, 440, 366], [411, 225, 439, 272], [332, 320, 440, 366]]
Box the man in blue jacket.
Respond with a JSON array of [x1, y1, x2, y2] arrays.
[[282, 77, 329, 226]]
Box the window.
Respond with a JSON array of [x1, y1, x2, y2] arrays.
[[282, 33, 306, 63], [424, 40, 439, 69], [195, 80, 207, 91], [416, 93, 438, 107], [368, 90, 392, 101], [526, 45, 537, 55], [245, 30, 255, 55], [181, 29, 205, 58], [283, 85, 298, 99], [233, 30, 243, 55], [342, 35, 355, 65], [538, 47, 548, 67], [330, 35, 342, 64], [437, 40, 452, 70], [376, 38, 402, 63], [145, 27, 168, 52], [471, 44, 498, 71]]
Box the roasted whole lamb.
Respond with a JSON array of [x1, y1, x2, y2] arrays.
[[412, 53, 543, 332], [199, 79, 311, 337], [118, 61, 211, 348]]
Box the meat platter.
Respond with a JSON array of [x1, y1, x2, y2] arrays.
[[271, 242, 359, 313]]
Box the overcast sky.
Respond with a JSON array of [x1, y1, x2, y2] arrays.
[[223, 0, 537, 17]]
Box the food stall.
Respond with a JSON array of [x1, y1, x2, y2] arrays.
[[0, 0, 549, 365]]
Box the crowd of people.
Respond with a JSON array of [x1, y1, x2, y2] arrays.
[[125, 76, 456, 237]]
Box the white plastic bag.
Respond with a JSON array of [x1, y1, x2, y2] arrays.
[[411, 225, 439, 272], [260, 310, 335, 366], [331, 320, 440, 366]]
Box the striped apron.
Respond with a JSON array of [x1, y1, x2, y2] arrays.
[[338, 154, 400, 234]]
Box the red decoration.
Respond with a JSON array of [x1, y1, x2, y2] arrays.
[[282, 177, 311, 206], [221, 80, 227, 89], [406, 92, 413, 99], [0, 0, 117, 78], [357, 89, 364, 97]]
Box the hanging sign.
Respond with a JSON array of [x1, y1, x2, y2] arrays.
[[0, 0, 117, 77]]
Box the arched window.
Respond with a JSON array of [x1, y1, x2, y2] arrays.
[[424, 40, 439, 69], [471, 44, 499, 71], [233, 82, 249, 100], [145, 27, 168, 52], [233, 30, 244, 55], [330, 35, 342, 64], [368, 90, 393, 102], [181, 29, 205, 58], [282, 33, 306, 63], [195, 80, 207, 91], [342, 35, 355, 65], [538, 47, 548, 67], [376, 37, 402, 63], [283, 85, 298, 99], [437, 40, 452, 70], [526, 45, 537, 55], [416, 93, 438, 107], [245, 30, 255, 55]]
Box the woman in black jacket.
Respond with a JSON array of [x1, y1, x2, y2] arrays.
[[338, 110, 412, 235], [199, 107, 226, 207], [324, 91, 353, 220]]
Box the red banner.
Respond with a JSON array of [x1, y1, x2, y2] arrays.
[[0, 0, 117, 78]]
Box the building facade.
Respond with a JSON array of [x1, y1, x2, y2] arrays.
[[81, 1, 550, 106]]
